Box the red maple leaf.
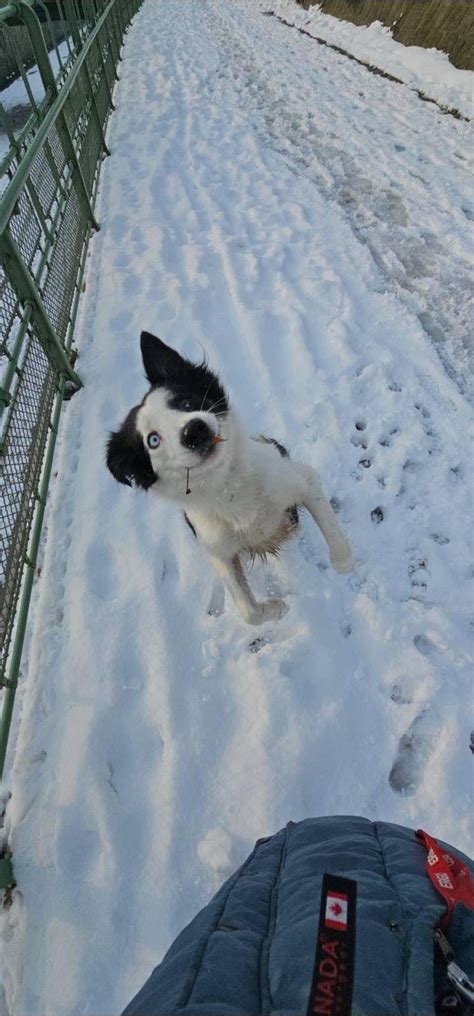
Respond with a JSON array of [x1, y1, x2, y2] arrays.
[[330, 902, 343, 916]]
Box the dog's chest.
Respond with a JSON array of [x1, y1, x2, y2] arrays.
[[187, 502, 298, 560], [185, 441, 301, 558], [242, 507, 298, 561]]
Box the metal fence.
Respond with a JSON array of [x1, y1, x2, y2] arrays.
[[0, 0, 142, 803], [1, 19, 66, 89]]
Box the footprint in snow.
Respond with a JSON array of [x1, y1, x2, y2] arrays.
[[390, 682, 413, 705], [407, 555, 429, 596], [299, 532, 322, 566], [371, 506, 384, 525], [389, 709, 440, 796], [350, 418, 391, 522], [248, 636, 268, 654], [207, 582, 225, 618], [413, 632, 444, 660], [248, 619, 303, 656]]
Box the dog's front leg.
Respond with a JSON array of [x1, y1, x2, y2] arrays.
[[209, 554, 288, 626], [299, 465, 354, 574]]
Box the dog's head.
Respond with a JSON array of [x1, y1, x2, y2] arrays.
[[106, 332, 229, 495]]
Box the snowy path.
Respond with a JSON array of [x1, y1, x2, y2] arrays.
[[1, 2, 473, 1014]]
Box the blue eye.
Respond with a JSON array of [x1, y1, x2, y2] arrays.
[[147, 431, 161, 449]]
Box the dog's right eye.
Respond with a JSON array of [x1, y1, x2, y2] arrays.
[[179, 399, 192, 412], [147, 431, 161, 449]]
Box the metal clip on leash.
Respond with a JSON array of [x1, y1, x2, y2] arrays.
[[434, 927, 474, 1006]]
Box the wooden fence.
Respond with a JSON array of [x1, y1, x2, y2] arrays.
[[296, 1, 474, 70]]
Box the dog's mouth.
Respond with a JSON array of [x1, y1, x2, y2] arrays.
[[193, 432, 226, 461], [207, 433, 225, 454], [184, 434, 225, 493]]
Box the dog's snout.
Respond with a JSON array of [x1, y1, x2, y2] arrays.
[[181, 418, 213, 450]]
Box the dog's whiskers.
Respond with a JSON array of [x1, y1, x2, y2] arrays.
[[207, 396, 227, 415], [199, 378, 215, 413]]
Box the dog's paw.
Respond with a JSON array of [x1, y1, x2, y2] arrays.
[[245, 598, 289, 626], [330, 550, 355, 574]]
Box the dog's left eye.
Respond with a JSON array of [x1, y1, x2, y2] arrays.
[[179, 399, 192, 412], [147, 431, 161, 449]]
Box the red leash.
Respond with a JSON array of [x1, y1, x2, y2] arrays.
[[416, 829, 474, 927], [417, 829, 474, 1008]]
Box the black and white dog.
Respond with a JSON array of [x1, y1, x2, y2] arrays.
[[106, 332, 354, 625]]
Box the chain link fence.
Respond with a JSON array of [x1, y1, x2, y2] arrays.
[[0, 0, 142, 789]]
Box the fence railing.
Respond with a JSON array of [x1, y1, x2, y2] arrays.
[[0, 0, 142, 816]]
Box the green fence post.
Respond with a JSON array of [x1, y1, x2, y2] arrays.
[[0, 231, 83, 387], [107, 2, 122, 72], [83, 51, 112, 156], [8, 1, 100, 231], [7, 1, 60, 103], [56, 111, 101, 231], [94, 23, 116, 109]]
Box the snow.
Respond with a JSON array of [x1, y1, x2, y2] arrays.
[[0, 1, 473, 1014], [270, 0, 474, 120]]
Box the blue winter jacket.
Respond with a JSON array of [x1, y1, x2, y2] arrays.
[[122, 816, 473, 1016]]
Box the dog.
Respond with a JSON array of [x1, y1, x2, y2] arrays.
[[106, 332, 354, 625]]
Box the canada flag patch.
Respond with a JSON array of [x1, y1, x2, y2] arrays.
[[325, 892, 349, 931], [306, 875, 357, 1016]]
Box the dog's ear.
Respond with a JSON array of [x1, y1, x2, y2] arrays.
[[106, 408, 157, 490], [140, 331, 186, 386]]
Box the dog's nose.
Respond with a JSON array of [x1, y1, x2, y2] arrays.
[[181, 418, 213, 450]]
